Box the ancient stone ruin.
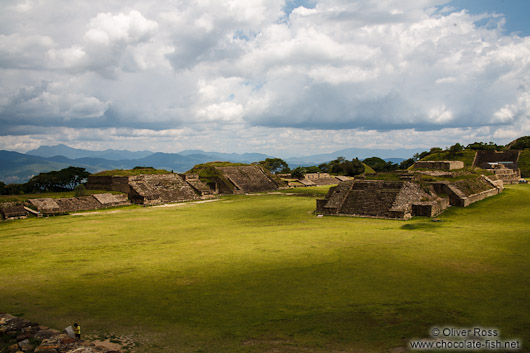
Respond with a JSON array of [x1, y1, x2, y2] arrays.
[[472, 150, 521, 184], [189, 164, 283, 194], [213, 165, 281, 194], [316, 175, 502, 220], [87, 173, 213, 205], [317, 180, 446, 220], [27, 194, 130, 216], [300, 173, 349, 187], [0, 202, 29, 220], [414, 160, 464, 170], [0, 194, 130, 220]]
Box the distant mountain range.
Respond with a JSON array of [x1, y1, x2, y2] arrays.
[[0, 144, 424, 183], [26, 144, 154, 160]]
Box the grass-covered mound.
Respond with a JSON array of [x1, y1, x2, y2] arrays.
[[518, 149, 530, 177], [1, 185, 529, 352], [420, 150, 476, 167], [362, 163, 376, 174]]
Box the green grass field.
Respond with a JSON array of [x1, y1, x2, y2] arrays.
[[1, 185, 529, 352]]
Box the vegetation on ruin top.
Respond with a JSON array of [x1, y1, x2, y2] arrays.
[[186, 161, 250, 184], [420, 149, 476, 167], [506, 135, 530, 150], [92, 167, 171, 176], [518, 149, 530, 177]]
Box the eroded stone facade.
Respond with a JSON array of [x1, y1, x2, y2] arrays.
[[87, 173, 212, 205], [414, 160, 464, 170], [316, 175, 502, 220]]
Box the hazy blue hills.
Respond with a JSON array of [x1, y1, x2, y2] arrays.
[[0, 145, 424, 183], [0, 150, 79, 184], [26, 144, 154, 161]]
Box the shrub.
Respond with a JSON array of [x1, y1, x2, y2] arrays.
[[74, 184, 87, 197]]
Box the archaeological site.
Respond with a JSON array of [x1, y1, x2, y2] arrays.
[[316, 159, 505, 220], [1, 144, 527, 221]]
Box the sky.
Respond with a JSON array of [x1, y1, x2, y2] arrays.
[[1, 0, 530, 157]]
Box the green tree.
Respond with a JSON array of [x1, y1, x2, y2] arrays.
[[363, 157, 397, 172], [59, 166, 90, 190], [349, 158, 365, 176], [448, 143, 464, 155], [74, 184, 88, 197], [290, 167, 307, 179], [0, 181, 5, 195], [318, 162, 330, 173], [399, 158, 415, 170], [5, 184, 24, 195], [305, 166, 321, 173], [257, 158, 290, 174], [467, 141, 498, 150], [25, 166, 90, 192], [508, 136, 530, 150]]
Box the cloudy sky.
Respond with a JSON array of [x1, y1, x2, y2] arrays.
[[1, 0, 529, 157]]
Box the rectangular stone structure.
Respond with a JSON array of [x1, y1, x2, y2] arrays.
[[414, 160, 464, 170]]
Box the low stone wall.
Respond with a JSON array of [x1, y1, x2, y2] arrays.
[[464, 187, 501, 206], [28, 194, 130, 215], [414, 160, 464, 170], [412, 199, 450, 217], [491, 166, 521, 184], [0, 313, 121, 353], [0, 203, 28, 220]]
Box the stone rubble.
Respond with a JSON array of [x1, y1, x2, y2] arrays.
[[0, 313, 121, 353]]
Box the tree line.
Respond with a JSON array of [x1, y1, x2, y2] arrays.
[[257, 139, 530, 179], [0, 167, 89, 195], [257, 156, 415, 178]]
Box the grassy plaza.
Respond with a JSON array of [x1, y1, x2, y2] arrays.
[[1, 185, 529, 352]]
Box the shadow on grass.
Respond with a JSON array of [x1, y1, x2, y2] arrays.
[[401, 222, 441, 230]]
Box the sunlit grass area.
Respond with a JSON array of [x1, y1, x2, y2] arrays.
[[1, 185, 529, 352]]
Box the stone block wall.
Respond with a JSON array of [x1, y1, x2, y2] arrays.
[[317, 180, 437, 220], [87, 173, 212, 204], [86, 175, 131, 193], [490, 165, 521, 184], [0, 203, 28, 220], [338, 181, 405, 218], [27, 194, 131, 215], [302, 173, 343, 186], [414, 160, 464, 170], [128, 174, 202, 205], [316, 175, 500, 220], [215, 166, 280, 194], [412, 199, 450, 217], [473, 150, 520, 169]]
